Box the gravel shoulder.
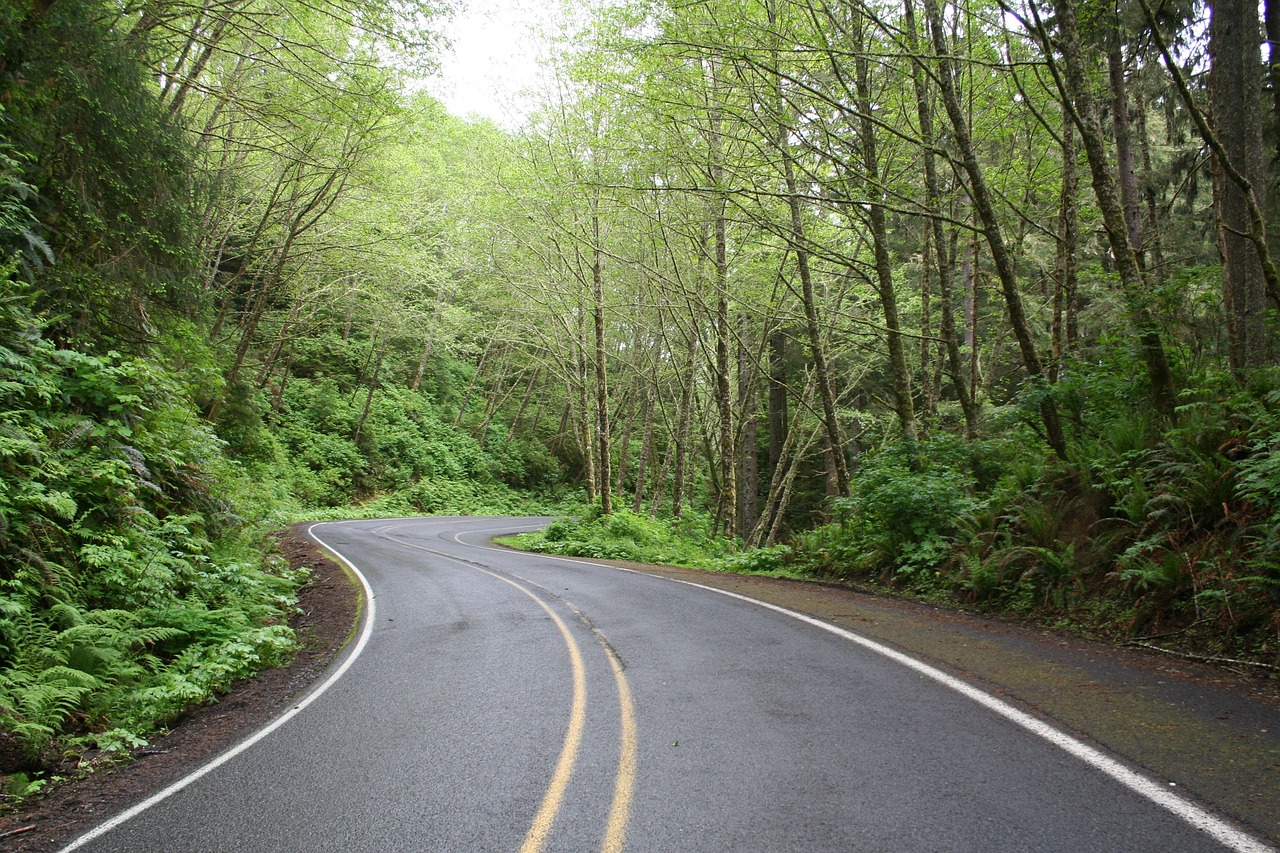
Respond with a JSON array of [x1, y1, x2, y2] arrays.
[[581, 557, 1280, 847], [4, 526, 1276, 850]]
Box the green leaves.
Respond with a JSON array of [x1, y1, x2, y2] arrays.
[[0, 290, 303, 773]]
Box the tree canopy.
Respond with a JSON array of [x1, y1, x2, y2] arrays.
[[2, 0, 1280, 784]]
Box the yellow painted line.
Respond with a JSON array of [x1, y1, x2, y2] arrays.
[[600, 648, 637, 853], [376, 523, 589, 853], [515, 588, 587, 853], [439, 522, 641, 853]]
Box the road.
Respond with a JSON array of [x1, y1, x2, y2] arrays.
[[62, 517, 1274, 852]]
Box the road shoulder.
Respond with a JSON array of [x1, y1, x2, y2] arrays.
[[574, 558, 1280, 847]]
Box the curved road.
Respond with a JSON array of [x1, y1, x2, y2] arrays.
[[62, 517, 1271, 852]]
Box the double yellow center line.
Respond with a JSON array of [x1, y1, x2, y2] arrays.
[[379, 524, 638, 853]]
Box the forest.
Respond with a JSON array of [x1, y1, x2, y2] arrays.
[[2, 0, 1279, 795]]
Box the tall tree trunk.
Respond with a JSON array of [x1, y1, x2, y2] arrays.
[[410, 335, 433, 392], [592, 206, 613, 515], [853, 31, 918, 443], [749, 373, 816, 547], [713, 227, 734, 535], [919, 233, 937, 424], [479, 367, 524, 450], [778, 149, 850, 495], [613, 385, 636, 497], [767, 325, 789, 485], [1266, 0, 1280, 167], [963, 235, 979, 407], [1053, 103, 1080, 379], [453, 338, 495, 427], [1107, 37, 1145, 265], [907, 0, 978, 438], [352, 331, 384, 447], [1043, 0, 1179, 419], [765, 3, 850, 494], [670, 333, 697, 520], [254, 295, 304, 387], [633, 386, 657, 513], [737, 315, 760, 538], [1210, 0, 1271, 373], [577, 313, 597, 504], [708, 65, 736, 536], [925, 0, 1067, 456], [1134, 90, 1168, 286], [504, 368, 542, 451], [1140, 0, 1280, 312]]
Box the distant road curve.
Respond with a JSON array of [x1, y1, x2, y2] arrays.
[[62, 517, 1274, 853]]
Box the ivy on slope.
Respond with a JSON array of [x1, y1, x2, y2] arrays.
[[0, 292, 301, 777]]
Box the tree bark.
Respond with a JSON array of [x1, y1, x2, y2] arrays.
[[503, 368, 542, 451], [1140, 0, 1280, 314], [576, 311, 597, 504], [352, 331, 384, 447], [906, 0, 972, 440], [1053, 105, 1080, 380], [670, 330, 698, 519], [737, 315, 760, 538], [1043, 0, 1178, 420], [1210, 0, 1270, 373], [1266, 0, 1280, 167], [923, 0, 1066, 455], [853, 33, 918, 443], [1107, 37, 1145, 265], [919, 233, 937, 424], [633, 386, 657, 513], [707, 62, 736, 535], [767, 325, 789, 484], [592, 204, 613, 515], [765, 4, 850, 495]]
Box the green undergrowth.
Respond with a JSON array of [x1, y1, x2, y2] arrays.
[[504, 506, 728, 566], [771, 370, 1280, 668], [0, 293, 306, 790], [509, 365, 1280, 671], [0, 293, 567, 804], [305, 479, 576, 522]]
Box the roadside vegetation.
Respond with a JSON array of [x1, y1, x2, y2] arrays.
[[4, 0, 1280, 809]]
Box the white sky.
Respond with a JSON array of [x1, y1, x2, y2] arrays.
[[426, 0, 562, 126]]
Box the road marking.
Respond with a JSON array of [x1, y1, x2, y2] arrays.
[[377, 522, 590, 853], [436, 523, 638, 853], [511, 582, 587, 853], [600, 646, 636, 853], [502, 548, 1276, 853], [57, 521, 377, 853]]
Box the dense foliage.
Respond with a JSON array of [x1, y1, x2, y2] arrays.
[[4, 0, 1280, 805], [0, 0, 562, 797], [0, 290, 300, 789], [463, 0, 1280, 667]]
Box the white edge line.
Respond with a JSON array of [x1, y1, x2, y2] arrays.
[[483, 544, 1274, 853], [58, 521, 376, 853]]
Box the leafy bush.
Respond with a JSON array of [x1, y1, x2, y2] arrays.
[[714, 545, 793, 576], [508, 507, 725, 566], [790, 437, 982, 583], [0, 295, 304, 768]]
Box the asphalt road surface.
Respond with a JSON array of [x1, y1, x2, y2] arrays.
[[61, 517, 1274, 852]]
